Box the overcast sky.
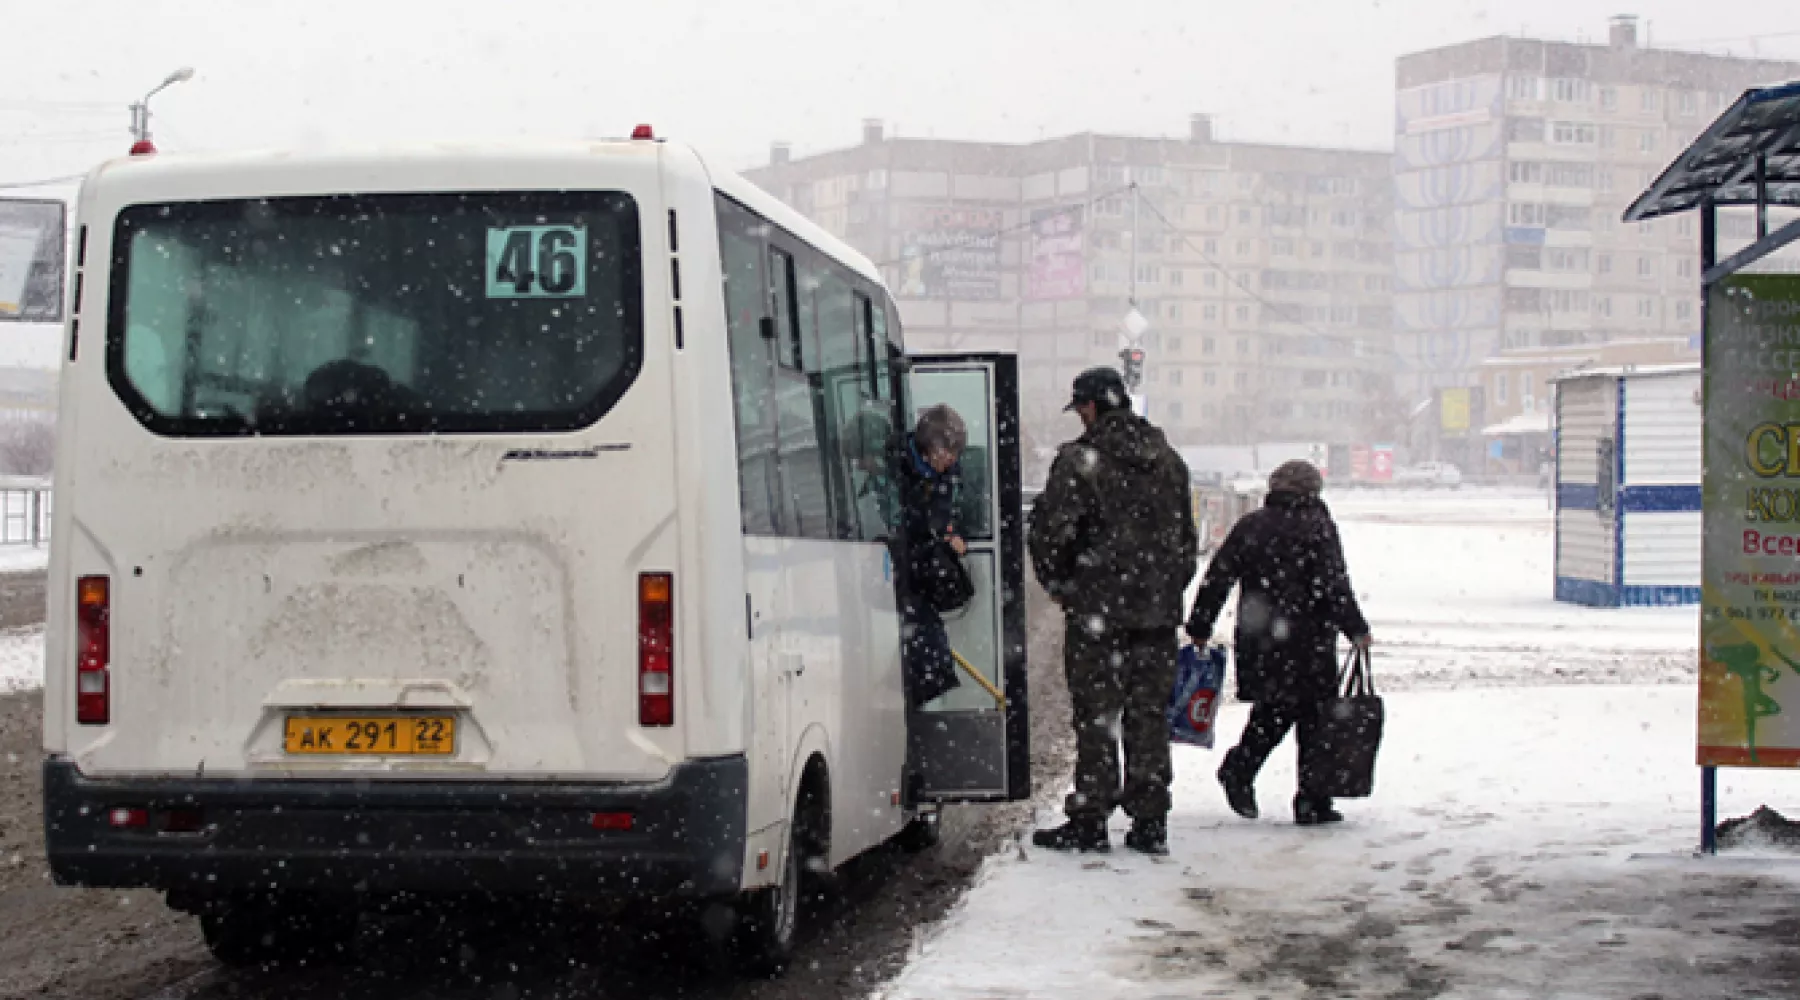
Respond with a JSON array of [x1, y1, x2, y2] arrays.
[[0, 0, 1796, 366]]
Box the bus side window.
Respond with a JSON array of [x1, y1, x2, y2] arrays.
[[809, 265, 862, 540], [718, 199, 781, 536], [862, 294, 889, 401], [836, 290, 892, 542], [768, 242, 832, 540], [768, 247, 802, 371], [882, 295, 906, 407]]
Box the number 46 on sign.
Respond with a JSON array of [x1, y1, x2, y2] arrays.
[[486, 225, 587, 299]]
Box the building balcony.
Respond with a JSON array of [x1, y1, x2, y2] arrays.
[[1504, 269, 1594, 290], [1542, 228, 1595, 248]]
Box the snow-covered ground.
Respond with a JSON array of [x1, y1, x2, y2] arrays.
[[880, 492, 1791, 1000], [1331, 488, 1690, 689], [0, 546, 49, 576], [882, 687, 1800, 999], [0, 629, 44, 693]]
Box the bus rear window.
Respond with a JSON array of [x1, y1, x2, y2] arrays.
[[107, 191, 642, 436]]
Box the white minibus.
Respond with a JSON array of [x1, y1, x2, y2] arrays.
[[40, 134, 1028, 972]]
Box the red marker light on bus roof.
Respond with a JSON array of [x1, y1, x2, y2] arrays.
[[631, 124, 655, 140], [128, 140, 157, 156]]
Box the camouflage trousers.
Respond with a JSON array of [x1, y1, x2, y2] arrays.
[[1062, 618, 1179, 823]]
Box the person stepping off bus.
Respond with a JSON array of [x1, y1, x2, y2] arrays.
[[1027, 367, 1198, 855]]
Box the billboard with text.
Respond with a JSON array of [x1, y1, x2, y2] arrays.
[[897, 207, 1001, 300]]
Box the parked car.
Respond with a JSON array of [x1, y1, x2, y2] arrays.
[[1393, 461, 1463, 488]]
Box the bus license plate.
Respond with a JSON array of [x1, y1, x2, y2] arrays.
[[283, 716, 456, 756]]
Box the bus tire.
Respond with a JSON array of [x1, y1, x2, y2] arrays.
[[896, 809, 941, 853], [731, 819, 801, 976]]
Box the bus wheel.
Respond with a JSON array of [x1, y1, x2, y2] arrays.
[[896, 808, 941, 853], [731, 820, 801, 976], [199, 895, 355, 968]]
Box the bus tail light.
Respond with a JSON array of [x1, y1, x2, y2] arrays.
[[76, 576, 110, 725], [638, 572, 673, 727], [589, 811, 634, 832]]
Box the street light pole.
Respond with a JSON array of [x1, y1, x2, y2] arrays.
[[1128, 182, 1139, 308], [128, 67, 195, 154]]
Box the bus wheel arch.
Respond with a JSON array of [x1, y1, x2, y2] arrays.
[[792, 752, 832, 880], [733, 751, 830, 975]]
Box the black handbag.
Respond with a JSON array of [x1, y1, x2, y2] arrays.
[[1315, 646, 1384, 799], [919, 538, 976, 614]]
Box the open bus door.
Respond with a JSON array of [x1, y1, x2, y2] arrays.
[[902, 353, 1029, 802]]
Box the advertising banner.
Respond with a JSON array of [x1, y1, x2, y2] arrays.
[[1025, 205, 1084, 301], [1440, 387, 1471, 433], [0, 199, 66, 323], [1699, 273, 1800, 766], [1368, 445, 1395, 483], [897, 207, 1001, 300]]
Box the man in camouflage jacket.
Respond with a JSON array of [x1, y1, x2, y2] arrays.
[[1028, 367, 1198, 855]]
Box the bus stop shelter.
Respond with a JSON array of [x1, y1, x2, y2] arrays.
[[1623, 79, 1800, 852]]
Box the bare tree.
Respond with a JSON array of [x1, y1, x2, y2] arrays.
[[0, 418, 56, 477]]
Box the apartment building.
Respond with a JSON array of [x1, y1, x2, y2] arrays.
[[743, 118, 1395, 456], [1394, 15, 1800, 406]]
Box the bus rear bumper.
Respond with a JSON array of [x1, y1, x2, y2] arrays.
[[42, 755, 747, 902]]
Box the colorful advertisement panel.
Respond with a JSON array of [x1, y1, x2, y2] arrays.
[[1025, 205, 1084, 301], [1700, 273, 1800, 766], [1369, 445, 1395, 483]]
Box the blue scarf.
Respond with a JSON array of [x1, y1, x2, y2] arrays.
[[908, 436, 937, 480]]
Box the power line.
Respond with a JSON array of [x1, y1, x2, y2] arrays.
[[865, 179, 1397, 359], [1658, 28, 1800, 49], [1133, 187, 1400, 358], [868, 184, 1135, 271], [0, 131, 119, 145], [0, 172, 85, 192], [0, 100, 117, 113]]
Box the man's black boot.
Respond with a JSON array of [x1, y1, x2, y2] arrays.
[[1124, 819, 1169, 856], [1218, 766, 1259, 820], [1031, 818, 1110, 852], [1294, 796, 1344, 826]]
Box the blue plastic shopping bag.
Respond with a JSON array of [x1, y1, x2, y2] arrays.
[[1167, 644, 1227, 749]]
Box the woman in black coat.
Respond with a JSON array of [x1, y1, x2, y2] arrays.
[[894, 406, 968, 706], [1186, 460, 1371, 826], [841, 404, 968, 706]]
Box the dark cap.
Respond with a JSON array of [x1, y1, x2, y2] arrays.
[[1065, 366, 1129, 412]]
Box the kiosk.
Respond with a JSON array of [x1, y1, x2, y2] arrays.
[[1623, 79, 1800, 852], [1552, 365, 1702, 608]]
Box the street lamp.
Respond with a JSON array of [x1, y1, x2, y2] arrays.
[[128, 67, 194, 155]]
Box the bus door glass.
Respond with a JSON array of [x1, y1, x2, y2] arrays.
[[904, 353, 1029, 802]]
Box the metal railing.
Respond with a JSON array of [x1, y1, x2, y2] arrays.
[[0, 478, 51, 547]]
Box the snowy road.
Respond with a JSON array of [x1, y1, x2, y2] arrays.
[[879, 492, 1797, 1000]]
